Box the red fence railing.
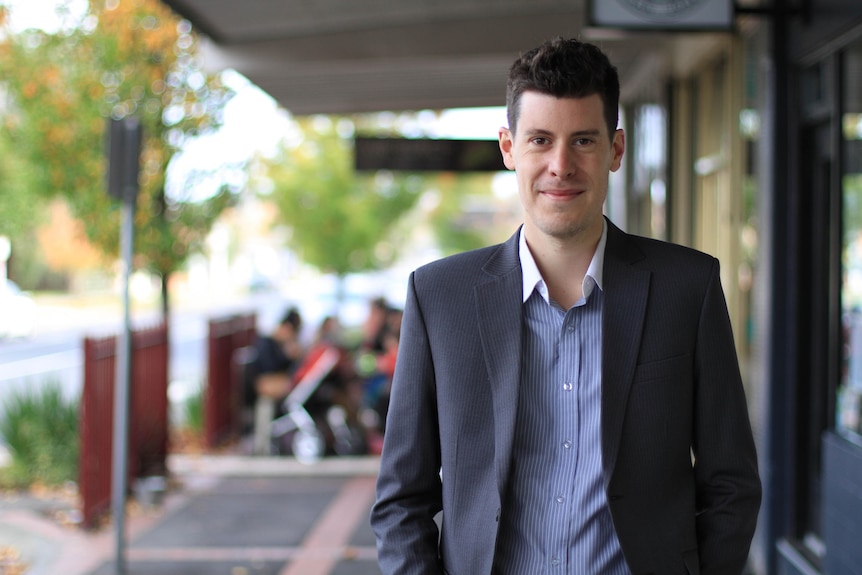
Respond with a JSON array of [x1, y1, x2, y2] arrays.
[[78, 323, 168, 529], [130, 324, 170, 477], [205, 313, 256, 449]]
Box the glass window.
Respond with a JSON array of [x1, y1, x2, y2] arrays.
[[839, 39, 862, 439]]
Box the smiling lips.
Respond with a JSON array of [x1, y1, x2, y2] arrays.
[[540, 186, 586, 199]]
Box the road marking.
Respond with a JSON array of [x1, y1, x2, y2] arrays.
[[0, 350, 80, 381]]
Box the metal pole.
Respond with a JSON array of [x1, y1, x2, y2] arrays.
[[111, 198, 134, 575]]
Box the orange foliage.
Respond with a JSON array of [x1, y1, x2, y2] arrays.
[[21, 81, 38, 99], [36, 199, 108, 271]]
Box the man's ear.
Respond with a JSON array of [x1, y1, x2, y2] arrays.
[[499, 127, 516, 171], [610, 129, 625, 172]]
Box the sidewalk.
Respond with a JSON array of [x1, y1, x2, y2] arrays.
[[0, 454, 383, 575]]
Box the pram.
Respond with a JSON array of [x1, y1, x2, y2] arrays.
[[269, 342, 366, 463]]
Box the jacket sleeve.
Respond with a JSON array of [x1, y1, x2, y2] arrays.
[[693, 259, 762, 574], [370, 272, 445, 574]]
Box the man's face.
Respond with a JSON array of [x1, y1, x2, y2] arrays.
[[499, 91, 624, 245]]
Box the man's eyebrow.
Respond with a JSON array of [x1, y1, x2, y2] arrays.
[[521, 128, 603, 138]]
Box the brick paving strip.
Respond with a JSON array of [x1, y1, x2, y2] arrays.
[[279, 475, 378, 575], [123, 474, 379, 574]]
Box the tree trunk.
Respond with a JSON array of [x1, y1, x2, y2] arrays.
[[335, 273, 347, 322], [160, 270, 171, 323]]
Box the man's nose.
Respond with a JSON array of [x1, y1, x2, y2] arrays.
[[548, 146, 576, 178]]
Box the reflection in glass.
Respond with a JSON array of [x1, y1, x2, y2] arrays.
[[839, 40, 862, 438]]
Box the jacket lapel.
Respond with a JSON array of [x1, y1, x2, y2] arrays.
[[475, 231, 523, 495], [601, 220, 650, 485]]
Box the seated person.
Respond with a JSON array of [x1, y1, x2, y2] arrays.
[[244, 308, 303, 454], [252, 307, 303, 403]]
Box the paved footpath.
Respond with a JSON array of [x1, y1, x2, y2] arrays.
[[0, 455, 383, 575]]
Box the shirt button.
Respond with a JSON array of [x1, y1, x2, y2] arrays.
[[563, 440, 572, 449], [567, 325, 575, 332], [563, 382, 573, 391], [556, 495, 565, 504], [551, 557, 560, 566]]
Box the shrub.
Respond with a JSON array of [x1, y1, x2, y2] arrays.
[[182, 383, 204, 434], [0, 382, 79, 487]]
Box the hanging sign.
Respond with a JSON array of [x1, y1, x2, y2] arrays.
[[355, 138, 505, 172], [587, 0, 733, 30]]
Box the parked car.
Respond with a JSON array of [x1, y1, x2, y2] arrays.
[[0, 279, 37, 339]]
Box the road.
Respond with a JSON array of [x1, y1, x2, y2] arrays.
[[0, 290, 296, 418]]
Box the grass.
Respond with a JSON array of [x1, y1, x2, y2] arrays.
[[0, 382, 80, 488], [169, 383, 207, 454], [182, 383, 204, 434]]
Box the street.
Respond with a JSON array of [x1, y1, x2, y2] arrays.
[[0, 290, 298, 424]]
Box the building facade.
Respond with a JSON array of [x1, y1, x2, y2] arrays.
[[616, 1, 862, 572]]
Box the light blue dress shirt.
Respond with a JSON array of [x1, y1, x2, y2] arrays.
[[493, 223, 631, 574]]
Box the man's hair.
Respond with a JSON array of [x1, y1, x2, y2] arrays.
[[506, 36, 620, 138], [280, 307, 302, 331]]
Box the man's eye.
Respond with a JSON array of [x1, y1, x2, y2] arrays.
[[531, 137, 549, 145], [574, 138, 594, 146]]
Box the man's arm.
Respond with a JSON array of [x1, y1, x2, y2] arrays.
[[370, 272, 445, 574], [692, 259, 762, 573]]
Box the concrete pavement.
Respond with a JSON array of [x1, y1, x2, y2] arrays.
[[0, 454, 383, 575]]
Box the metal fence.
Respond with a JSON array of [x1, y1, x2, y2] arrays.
[[205, 313, 256, 449], [78, 323, 168, 529]]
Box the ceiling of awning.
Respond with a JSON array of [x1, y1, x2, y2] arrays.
[[161, 0, 729, 116]]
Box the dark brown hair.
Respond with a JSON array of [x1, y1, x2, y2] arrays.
[[506, 36, 620, 138]]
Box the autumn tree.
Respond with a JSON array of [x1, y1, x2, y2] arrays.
[[264, 116, 425, 304], [0, 0, 235, 316], [0, 125, 44, 283]]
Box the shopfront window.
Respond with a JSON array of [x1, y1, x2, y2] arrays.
[[839, 39, 862, 439]]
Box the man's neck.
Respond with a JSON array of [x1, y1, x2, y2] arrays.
[[525, 225, 601, 310]]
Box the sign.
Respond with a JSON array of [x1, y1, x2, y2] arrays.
[[355, 138, 505, 172], [587, 0, 733, 30], [106, 117, 142, 203]]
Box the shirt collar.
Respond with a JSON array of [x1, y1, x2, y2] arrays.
[[519, 220, 607, 304]]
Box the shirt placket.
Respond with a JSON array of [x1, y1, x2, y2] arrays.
[[548, 306, 581, 572]]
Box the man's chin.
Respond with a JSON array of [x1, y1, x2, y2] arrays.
[[536, 221, 593, 241]]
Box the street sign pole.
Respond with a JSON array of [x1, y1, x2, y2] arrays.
[[107, 117, 141, 575], [111, 198, 133, 575]]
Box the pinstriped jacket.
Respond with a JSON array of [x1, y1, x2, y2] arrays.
[[370, 218, 761, 575]]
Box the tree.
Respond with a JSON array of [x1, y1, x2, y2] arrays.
[[264, 116, 425, 303], [425, 172, 515, 256], [0, 126, 44, 281], [0, 0, 235, 317]]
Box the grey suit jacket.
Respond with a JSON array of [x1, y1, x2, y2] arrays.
[[371, 219, 761, 575]]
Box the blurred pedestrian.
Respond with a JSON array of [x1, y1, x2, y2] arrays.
[[360, 296, 390, 354], [314, 315, 342, 346], [245, 307, 304, 454]]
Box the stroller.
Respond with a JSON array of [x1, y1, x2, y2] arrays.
[[269, 342, 367, 463]]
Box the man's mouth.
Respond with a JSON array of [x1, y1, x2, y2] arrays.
[[541, 187, 585, 199]]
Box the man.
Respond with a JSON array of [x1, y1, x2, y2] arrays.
[[370, 37, 761, 574], [245, 307, 303, 454]]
